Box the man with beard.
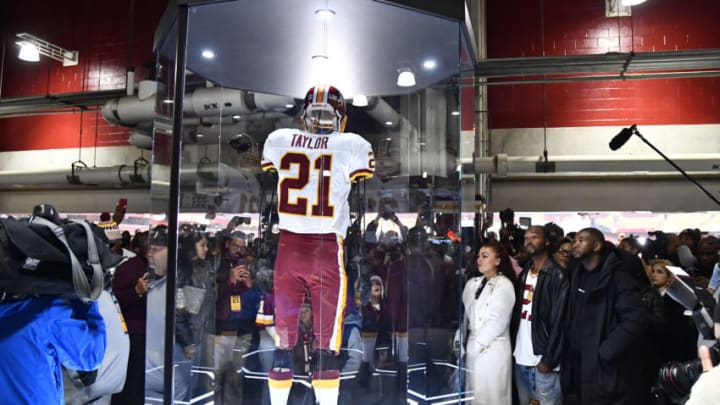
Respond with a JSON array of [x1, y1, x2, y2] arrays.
[[561, 227, 649, 405], [214, 231, 262, 404], [511, 225, 568, 405]]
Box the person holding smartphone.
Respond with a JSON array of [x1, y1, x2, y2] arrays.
[[214, 231, 262, 404]]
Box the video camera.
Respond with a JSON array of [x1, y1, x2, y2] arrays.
[[498, 208, 524, 253], [652, 275, 719, 404]]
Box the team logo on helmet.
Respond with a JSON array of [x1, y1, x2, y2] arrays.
[[301, 85, 347, 134]]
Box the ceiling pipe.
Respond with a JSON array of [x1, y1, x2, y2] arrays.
[[128, 130, 153, 150], [475, 49, 720, 78], [0, 163, 151, 189], [102, 83, 296, 127], [0, 157, 264, 192], [466, 154, 720, 177]]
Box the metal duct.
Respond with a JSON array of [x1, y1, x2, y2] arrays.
[[469, 154, 720, 177], [102, 84, 296, 127], [364, 96, 407, 132], [129, 130, 153, 150], [475, 49, 720, 79], [0, 164, 151, 189]]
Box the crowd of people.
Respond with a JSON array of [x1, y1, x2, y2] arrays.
[[2, 203, 720, 405], [455, 221, 720, 405]]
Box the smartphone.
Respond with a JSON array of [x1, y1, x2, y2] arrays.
[[230, 257, 247, 268]]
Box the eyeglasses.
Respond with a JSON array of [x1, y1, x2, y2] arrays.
[[556, 249, 571, 256]]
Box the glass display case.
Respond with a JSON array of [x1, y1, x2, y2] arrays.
[[149, 1, 475, 403]]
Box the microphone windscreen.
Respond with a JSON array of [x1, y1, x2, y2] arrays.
[[609, 127, 633, 151]]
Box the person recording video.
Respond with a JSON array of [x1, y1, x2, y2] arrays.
[[684, 296, 720, 405], [652, 273, 719, 404]]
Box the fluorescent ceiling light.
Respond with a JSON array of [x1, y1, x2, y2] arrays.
[[397, 69, 416, 87], [15, 33, 78, 66]]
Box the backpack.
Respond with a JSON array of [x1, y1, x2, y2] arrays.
[[0, 216, 121, 301], [63, 289, 130, 404]]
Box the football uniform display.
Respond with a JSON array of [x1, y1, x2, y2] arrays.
[[262, 85, 374, 405]]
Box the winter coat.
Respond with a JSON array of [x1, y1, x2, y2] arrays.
[[462, 274, 515, 405], [511, 257, 569, 369], [0, 297, 106, 404], [111, 255, 148, 335], [561, 248, 650, 405]]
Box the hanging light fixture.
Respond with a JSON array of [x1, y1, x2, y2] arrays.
[[15, 33, 78, 66], [397, 68, 416, 87]]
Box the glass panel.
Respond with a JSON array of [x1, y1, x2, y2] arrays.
[[153, 1, 469, 403], [145, 15, 187, 404]]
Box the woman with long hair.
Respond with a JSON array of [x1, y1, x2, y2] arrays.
[[461, 242, 517, 405], [177, 230, 215, 395]]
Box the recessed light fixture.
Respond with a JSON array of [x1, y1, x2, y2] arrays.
[[451, 111, 460, 116], [201, 49, 215, 60], [315, 8, 336, 19], [385, 121, 393, 126], [422, 59, 437, 70], [352, 94, 368, 107]]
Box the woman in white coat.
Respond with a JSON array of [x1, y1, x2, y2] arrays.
[[462, 242, 517, 405]]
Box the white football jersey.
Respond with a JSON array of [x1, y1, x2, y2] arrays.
[[261, 128, 374, 237]]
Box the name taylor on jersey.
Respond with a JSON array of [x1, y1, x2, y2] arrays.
[[290, 133, 329, 150], [261, 128, 375, 237]]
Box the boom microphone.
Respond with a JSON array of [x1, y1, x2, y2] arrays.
[[609, 124, 636, 151]]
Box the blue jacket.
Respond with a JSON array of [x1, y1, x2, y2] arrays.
[[0, 297, 106, 404]]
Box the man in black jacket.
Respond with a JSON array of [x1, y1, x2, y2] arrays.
[[512, 225, 568, 405], [561, 227, 650, 405]]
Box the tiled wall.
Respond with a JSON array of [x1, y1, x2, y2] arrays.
[[485, 0, 720, 129], [0, 0, 166, 151]]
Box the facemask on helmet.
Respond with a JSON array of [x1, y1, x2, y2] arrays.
[[301, 85, 347, 134]]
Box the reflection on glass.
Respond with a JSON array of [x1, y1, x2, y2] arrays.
[[149, 1, 470, 404]]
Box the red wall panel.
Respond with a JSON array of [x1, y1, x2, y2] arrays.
[[0, 111, 133, 151], [0, 0, 166, 151], [486, 0, 720, 129]]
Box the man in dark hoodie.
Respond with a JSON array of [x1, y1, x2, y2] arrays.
[[561, 227, 650, 405]]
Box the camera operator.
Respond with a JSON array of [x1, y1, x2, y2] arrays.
[[685, 297, 720, 405], [652, 274, 719, 404]]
